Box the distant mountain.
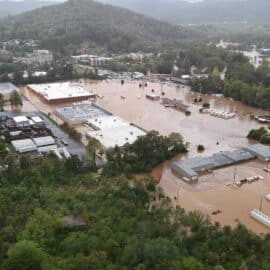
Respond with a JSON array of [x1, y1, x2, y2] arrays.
[[0, 0, 57, 17], [0, 0, 202, 52], [97, 0, 270, 25]]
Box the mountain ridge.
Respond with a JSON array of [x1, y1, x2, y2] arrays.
[[0, 0, 202, 52]]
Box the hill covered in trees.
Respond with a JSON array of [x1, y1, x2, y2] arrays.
[[98, 0, 270, 25], [0, 0, 202, 52]]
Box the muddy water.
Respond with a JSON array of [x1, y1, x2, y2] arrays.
[[86, 79, 266, 156], [85, 79, 270, 234], [21, 79, 270, 233]]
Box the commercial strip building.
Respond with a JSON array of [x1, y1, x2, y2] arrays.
[[172, 144, 270, 182], [56, 101, 111, 125], [72, 54, 113, 67], [27, 82, 96, 104], [56, 101, 146, 149], [0, 82, 19, 101], [14, 50, 53, 66]]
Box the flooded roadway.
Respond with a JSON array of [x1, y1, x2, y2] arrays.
[[21, 79, 270, 234]]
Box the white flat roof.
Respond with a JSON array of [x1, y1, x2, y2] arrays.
[[31, 116, 43, 123], [87, 125, 146, 149], [28, 82, 93, 101], [13, 116, 29, 123], [86, 115, 129, 130], [11, 139, 37, 153]]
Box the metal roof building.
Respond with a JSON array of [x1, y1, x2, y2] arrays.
[[37, 144, 58, 153], [11, 139, 37, 153], [172, 149, 256, 182], [56, 101, 111, 125], [244, 144, 270, 161], [13, 116, 30, 127], [33, 136, 55, 147]]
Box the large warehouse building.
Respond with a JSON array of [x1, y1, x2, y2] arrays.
[[27, 82, 96, 103], [87, 124, 146, 149], [55, 101, 110, 125], [172, 148, 260, 182], [86, 115, 129, 130]]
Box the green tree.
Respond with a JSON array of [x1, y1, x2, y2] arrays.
[[64, 155, 83, 174], [180, 257, 204, 270], [10, 91, 22, 106], [3, 240, 46, 270], [0, 142, 8, 159]]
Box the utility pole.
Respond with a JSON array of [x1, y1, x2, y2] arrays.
[[176, 188, 180, 205], [233, 167, 237, 185], [259, 195, 264, 211]]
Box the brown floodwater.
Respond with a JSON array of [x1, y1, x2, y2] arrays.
[[21, 79, 270, 234], [87, 79, 270, 234], [86, 79, 267, 156]]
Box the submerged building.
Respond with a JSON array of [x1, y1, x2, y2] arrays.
[[87, 124, 146, 149], [56, 101, 111, 125], [27, 82, 96, 104], [171, 145, 270, 181]]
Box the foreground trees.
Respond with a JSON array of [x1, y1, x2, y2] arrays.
[[3, 241, 46, 270], [0, 134, 270, 269]]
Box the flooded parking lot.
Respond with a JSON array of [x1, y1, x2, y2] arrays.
[[88, 79, 265, 155], [88, 79, 270, 234], [21, 79, 270, 233]]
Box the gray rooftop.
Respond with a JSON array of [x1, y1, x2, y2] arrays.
[[56, 101, 111, 124], [0, 82, 18, 95], [172, 148, 257, 181], [244, 144, 270, 161]]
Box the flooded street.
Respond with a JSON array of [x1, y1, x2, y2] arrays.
[[21, 79, 270, 233]]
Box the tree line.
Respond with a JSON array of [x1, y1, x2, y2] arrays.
[[190, 52, 270, 110]]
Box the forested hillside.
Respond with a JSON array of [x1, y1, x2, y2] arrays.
[[0, 0, 202, 52]]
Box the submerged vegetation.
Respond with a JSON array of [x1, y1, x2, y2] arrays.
[[247, 127, 270, 145], [103, 131, 187, 177]]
